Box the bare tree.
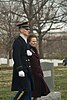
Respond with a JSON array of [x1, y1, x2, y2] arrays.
[[0, 0, 67, 60], [21, 0, 67, 58], [0, 1, 24, 66]]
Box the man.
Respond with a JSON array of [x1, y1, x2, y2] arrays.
[[11, 21, 34, 100]]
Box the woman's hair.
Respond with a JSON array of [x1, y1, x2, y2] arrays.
[[27, 34, 37, 43]]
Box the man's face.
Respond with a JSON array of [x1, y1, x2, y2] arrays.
[[20, 28, 30, 37]]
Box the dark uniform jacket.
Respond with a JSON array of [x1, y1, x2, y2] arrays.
[[30, 46, 50, 97], [11, 36, 34, 91]]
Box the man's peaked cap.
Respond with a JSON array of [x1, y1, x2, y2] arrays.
[[16, 21, 29, 29]]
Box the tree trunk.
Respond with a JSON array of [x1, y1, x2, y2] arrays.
[[7, 51, 10, 67], [38, 36, 43, 58]]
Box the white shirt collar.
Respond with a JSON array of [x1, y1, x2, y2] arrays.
[[20, 34, 27, 43]]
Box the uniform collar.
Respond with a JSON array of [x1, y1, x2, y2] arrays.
[[20, 34, 27, 43]]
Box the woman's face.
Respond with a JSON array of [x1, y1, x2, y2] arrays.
[[29, 37, 37, 47]]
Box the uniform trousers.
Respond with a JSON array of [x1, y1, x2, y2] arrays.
[[13, 78, 31, 100]]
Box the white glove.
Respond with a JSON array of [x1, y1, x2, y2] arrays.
[[18, 71, 25, 77], [27, 50, 32, 56]]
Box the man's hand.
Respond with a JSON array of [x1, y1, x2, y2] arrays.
[[18, 71, 25, 77]]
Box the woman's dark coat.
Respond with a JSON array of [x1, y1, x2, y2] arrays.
[[11, 36, 34, 91], [30, 46, 50, 97]]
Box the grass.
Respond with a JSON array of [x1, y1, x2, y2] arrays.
[[0, 69, 16, 100], [54, 66, 67, 100], [0, 65, 67, 100]]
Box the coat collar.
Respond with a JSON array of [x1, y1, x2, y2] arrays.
[[30, 48, 39, 58], [20, 34, 27, 43]]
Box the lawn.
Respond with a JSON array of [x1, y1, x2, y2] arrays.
[[54, 66, 67, 100], [0, 65, 67, 100], [0, 69, 16, 100]]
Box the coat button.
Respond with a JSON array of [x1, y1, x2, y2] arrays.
[[28, 59, 30, 61], [29, 65, 31, 67]]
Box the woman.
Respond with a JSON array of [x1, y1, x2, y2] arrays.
[[27, 34, 50, 100]]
